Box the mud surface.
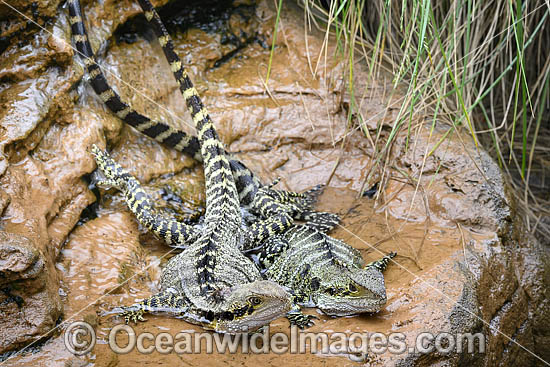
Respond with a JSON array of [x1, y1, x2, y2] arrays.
[[0, 0, 549, 366]]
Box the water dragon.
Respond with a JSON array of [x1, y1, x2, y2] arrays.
[[256, 224, 395, 316], [69, 0, 395, 324], [80, 1, 307, 332]]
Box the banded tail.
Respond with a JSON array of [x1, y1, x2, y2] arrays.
[[137, 0, 240, 222], [68, 0, 203, 162]]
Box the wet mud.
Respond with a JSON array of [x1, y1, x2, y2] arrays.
[[0, 0, 549, 366]]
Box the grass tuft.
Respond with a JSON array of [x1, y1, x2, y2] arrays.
[[293, 0, 550, 242]]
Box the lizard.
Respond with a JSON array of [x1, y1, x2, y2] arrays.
[[81, 0, 337, 331], [91, 145, 292, 333], [67, 0, 340, 240], [133, 0, 397, 319], [86, 2, 321, 330], [257, 224, 396, 317], [70, 0, 394, 322], [177, 203, 396, 318], [68, 0, 331, 329], [133, 0, 396, 321]]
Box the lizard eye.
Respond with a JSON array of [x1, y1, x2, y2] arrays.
[[249, 296, 262, 305], [349, 284, 358, 293]]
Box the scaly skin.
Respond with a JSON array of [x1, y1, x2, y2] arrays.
[[91, 144, 292, 333], [136, 0, 396, 321], [129, 4, 394, 320], [67, 0, 340, 244], [137, 0, 337, 247], [135, 0, 341, 327], [84, 0, 299, 331], [258, 225, 395, 316], [178, 209, 396, 319], [71, 0, 379, 327]]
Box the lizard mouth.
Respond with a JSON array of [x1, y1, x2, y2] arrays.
[[215, 296, 293, 334], [251, 297, 293, 323]]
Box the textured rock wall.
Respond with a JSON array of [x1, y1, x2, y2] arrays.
[[0, 0, 170, 353]]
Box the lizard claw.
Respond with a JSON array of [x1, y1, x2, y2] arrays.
[[287, 311, 318, 329], [121, 308, 146, 324]]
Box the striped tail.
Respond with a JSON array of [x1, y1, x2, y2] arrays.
[[137, 0, 241, 223], [68, 0, 201, 160], [91, 145, 199, 247], [67, 0, 263, 206]]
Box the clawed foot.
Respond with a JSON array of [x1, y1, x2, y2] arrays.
[[286, 311, 318, 329], [120, 307, 146, 324], [285, 184, 328, 213]]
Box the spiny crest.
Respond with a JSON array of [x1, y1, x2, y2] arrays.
[[195, 239, 217, 296]]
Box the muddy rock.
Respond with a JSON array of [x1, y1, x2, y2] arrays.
[[0, 231, 44, 283], [0, 0, 172, 355], [0, 0, 549, 365], [0, 0, 63, 57], [0, 231, 60, 354]]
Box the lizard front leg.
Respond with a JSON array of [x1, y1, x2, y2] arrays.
[[286, 296, 318, 329], [120, 291, 188, 324], [91, 145, 200, 247]]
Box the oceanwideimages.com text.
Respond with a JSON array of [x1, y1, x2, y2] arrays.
[[64, 321, 486, 361]]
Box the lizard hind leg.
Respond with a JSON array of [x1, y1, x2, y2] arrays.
[[250, 183, 341, 236], [118, 291, 188, 324], [288, 184, 326, 212], [262, 183, 336, 224]]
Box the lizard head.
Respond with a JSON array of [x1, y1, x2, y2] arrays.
[[213, 280, 292, 333], [311, 266, 387, 316]]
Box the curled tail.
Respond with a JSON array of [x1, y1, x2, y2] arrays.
[[68, 0, 201, 161], [137, 0, 241, 223]]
